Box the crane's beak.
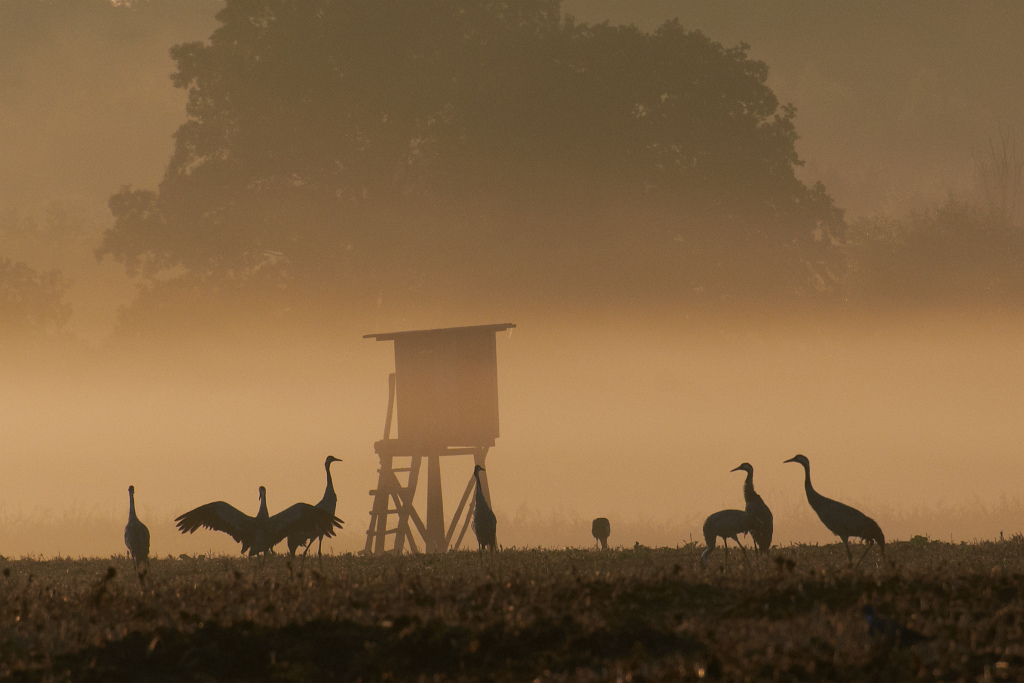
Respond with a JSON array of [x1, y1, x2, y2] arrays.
[[783, 456, 798, 464], [730, 465, 743, 472]]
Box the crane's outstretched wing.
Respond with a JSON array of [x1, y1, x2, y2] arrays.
[[269, 503, 342, 549], [175, 502, 256, 546]]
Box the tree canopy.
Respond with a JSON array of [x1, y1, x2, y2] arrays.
[[99, 0, 845, 320], [0, 258, 71, 339]]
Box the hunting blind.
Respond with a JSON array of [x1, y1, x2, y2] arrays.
[[363, 323, 515, 554]]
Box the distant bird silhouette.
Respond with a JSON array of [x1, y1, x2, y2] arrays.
[[175, 486, 341, 558], [287, 456, 344, 558], [472, 465, 497, 552], [592, 517, 611, 549], [863, 605, 928, 647], [700, 509, 749, 566], [731, 463, 773, 555], [124, 485, 150, 575], [784, 454, 885, 566]]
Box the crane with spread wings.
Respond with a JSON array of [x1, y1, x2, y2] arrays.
[[175, 485, 342, 558]]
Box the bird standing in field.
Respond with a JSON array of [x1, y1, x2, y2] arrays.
[[287, 455, 344, 558], [592, 517, 611, 550], [731, 463, 773, 555], [124, 485, 150, 576], [700, 509, 749, 566], [862, 605, 928, 647], [784, 454, 885, 566], [175, 486, 341, 559], [472, 465, 497, 552]]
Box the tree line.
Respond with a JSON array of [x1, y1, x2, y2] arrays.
[[2, 0, 1021, 338], [96, 0, 845, 326]]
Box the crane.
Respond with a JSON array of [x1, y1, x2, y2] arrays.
[[124, 485, 150, 576], [287, 456, 344, 558], [472, 465, 497, 552], [784, 454, 885, 566], [700, 509, 749, 566], [592, 517, 611, 550], [175, 486, 341, 558], [731, 463, 773, 555]]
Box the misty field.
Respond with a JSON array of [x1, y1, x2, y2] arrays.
[[1, 542, 1023, 681]]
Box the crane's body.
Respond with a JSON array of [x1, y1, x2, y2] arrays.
[[700, 509, 749, 566], [472, 465, 497, 552], [732, 463, 773, 555], [784, 454, 884, 565], [176, 486, 342, 558], [288, 456, 343, 557], [124, 485, 150, 575], [592, 517, 611, 550]]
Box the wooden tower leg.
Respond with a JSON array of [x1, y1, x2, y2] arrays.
[[446, 473, 477, 549], [365, 451, 394, 555], [454, 497, 477, 550], [393, 455, 422, 553], [425, 452, 445, 553]]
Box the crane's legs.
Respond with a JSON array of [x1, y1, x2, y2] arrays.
[[854, 540, 875, 569], [722, 538, 748, 566], [296, 535, 327, 570], [736, 538, 749, 567], [842, 538, 853, 565]]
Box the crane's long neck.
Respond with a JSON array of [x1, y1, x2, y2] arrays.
[[801, 463, 823, 506], [474, 471, 486, 503], [324, 462, 336, 501], [128, 490, 137, 520], [743, 470, 756, 503], [257, 491, 269, 521]]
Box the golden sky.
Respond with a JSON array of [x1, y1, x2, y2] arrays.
[[0, 1, 1022, 558]]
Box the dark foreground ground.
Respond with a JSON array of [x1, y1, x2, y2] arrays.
[[1, 540, 1023, 681]]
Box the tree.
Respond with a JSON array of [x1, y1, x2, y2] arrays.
[[98, 0, 845, 320], [846, 196, 1024, 306], [0, 258, 72, 338]]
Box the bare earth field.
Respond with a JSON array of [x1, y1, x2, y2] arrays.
[[1, 541, 1023, 681]]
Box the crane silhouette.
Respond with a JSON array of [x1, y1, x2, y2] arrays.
[[175, 486, 341, 558], [731, 463, 773, 555], [592, 517, 611, 549], [472, 465, 497, 552], [784, 454, 885, 566], [287, 456, 344, 558], [124, 485, 150, 576], [700, 509, 749, 566]]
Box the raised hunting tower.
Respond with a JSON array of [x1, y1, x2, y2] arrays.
[[363, 323, 515, 554]]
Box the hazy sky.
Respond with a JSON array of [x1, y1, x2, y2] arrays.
[[2, 310, 1021, 558], [5, 1, 1022, 220], [0, 1, 1022, 558], [4, 1, 1023, 340]]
